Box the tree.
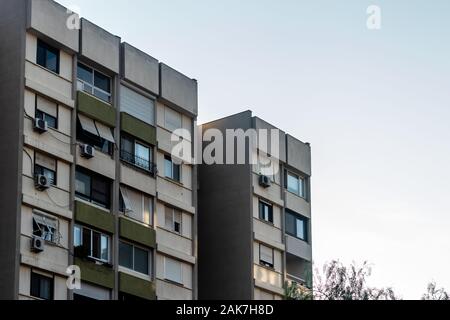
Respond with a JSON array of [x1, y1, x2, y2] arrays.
[[285, 260, 398, 300], [422, 282, 450, 300]]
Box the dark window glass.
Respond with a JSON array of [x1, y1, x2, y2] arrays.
[[119, 241, 133, 269], [75, 168, 110, 209], [259, 201, 273, 223], [37, 40, 59, 74], [33, 218, 56, 242], [173, 163, 181, 182], [77, 63, 93, 84], [30, 272, 53, 300], [134, 247, 149, 275], [91, 177, 110, 208], [82, 227, 91, 253], [36, 110, 57, 129], [286, 212, 296, 236], [286, 210, 308, 241], [94, 71, 111, 93], [165, 155, 180, 182]]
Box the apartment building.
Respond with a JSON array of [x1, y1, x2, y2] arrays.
[[0, 0, 197, 300], [198, 111, 312, 300]]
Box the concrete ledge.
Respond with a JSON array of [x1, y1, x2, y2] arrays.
[[253, 232, 285, 252], [74, 257, 114, 289], [119, 217, 156, 249], [77, 91, 116, 127], [22, 194, 72, 220], [74, 200, 114, 233], [23, 134, 74, 164], [157, 243, 196, 265], [119, 272, 155, 300]]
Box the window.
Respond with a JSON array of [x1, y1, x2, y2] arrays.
[[35, 96, 58, 129], [37, 39, 59, 74], [77, 114, 114, 155], [119, 241, 151, 275], [34, 152, 57, 186], [286, 171, 306, 198], [286, 210, 308, 242], [74, 225, 110, 263], [259, 201, 273, 224], [260, 244, 274, 268], [120, 85, 155, 126], [164, 155, 181, 182], [119, 186, 153, 225], [120, 134, 154, 174], [77, 63, 111, 103], [165, 107, 182, 132], [75, 168, 111, 209], [165, 206, 182, 234], [33, 213, 58, 243], [30, 272, 54, 300], [164, 257, 182, 284]]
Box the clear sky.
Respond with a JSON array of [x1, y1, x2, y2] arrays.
[[57, 0, 450, 299]]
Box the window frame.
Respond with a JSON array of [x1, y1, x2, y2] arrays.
[[75, 167, 111, 209], [285, 170, 306, 199], [36, 39, 60, 74], [165, 206, 182, 235], [77, 62, 112, 103], [258, 200, 274, 224], [164, 257, 183, 285], [30, 271, 54, 300], [76, 118, 113, 156], [34, 152, 57, 186], [259, 244, 274, 269], [32, 213, 58, 244], [120, 134, 154, 174], [285, 210, 309, 242], [164, 155, 181, 183], [119, 240, 151, 276], [74, 224, 110, 263]]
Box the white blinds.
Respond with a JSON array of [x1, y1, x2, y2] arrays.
[[165, 257, 182, 284], [36, 96, 57, 117], [35, 152, 56, 171], [95, 121, 115, 143], [120, 85, 155, 126], [78, 114, 98, 136], [260, 245, 273, 265]]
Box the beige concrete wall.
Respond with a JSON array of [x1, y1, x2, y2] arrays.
[[76, 146, 115, 180], [253, 265, 283, 293], [155, 201, 192, 240], [285, 191, 311, 219], [254, 287, 283, 300], [120, 164, 156, 197], [252, 196, 282, 229], [253, 241, 283, 273], [155, 253, 193, 299]]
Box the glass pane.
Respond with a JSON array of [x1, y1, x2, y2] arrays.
[[44, 114, 57, 129], [143, 197, 152, 225], [173, 164, 181, 182], [299, 178, 305, 198], [134, 247, 149, 275], [77, 63, 93, 84], [135, 143, 150, 170], [46, 50, 58, 73], [93, 88, 110, 103], [101, 235, 109, 261], [75, 171, 91, 197], [165, 207, 173, 230], [119, 242, 133, 269], [164, 157, 173, 179], [43, 168, 56, 185], [37, 44, 47, 68], [92, 231, 100, 259], [286, 212, 296, 236], [287, 173, 299, 195], [94, 71, 111, 93], [74, 226, 82, 247], [91, 177, 109, 208], [40, 277, 52, 300], [296, 219, 306, 240], [82, 228, 91, 254]]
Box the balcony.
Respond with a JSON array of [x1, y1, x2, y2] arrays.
[[120, 149, 157, 176]]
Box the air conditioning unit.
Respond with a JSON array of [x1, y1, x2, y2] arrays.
[[31, 236, 45, 253], [80, 144, 95, 159], [35, 174, 51, 191], [259, 175, 272, 188], [34, 118, 48, 134]]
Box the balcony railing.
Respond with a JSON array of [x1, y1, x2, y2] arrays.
[[120, 149, 157, 176]]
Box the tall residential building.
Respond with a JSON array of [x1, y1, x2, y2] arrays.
[[198, 111, 312, 300], [0, 0, 197, 300]]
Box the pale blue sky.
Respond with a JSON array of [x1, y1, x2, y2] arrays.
[[57, 0, 450, 298]]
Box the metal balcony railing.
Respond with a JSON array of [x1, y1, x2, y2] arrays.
[[120, 149, 157, 176]]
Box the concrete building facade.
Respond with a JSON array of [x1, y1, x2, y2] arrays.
[[198, 111, 312, 300], [0, 0, 197, 300]]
